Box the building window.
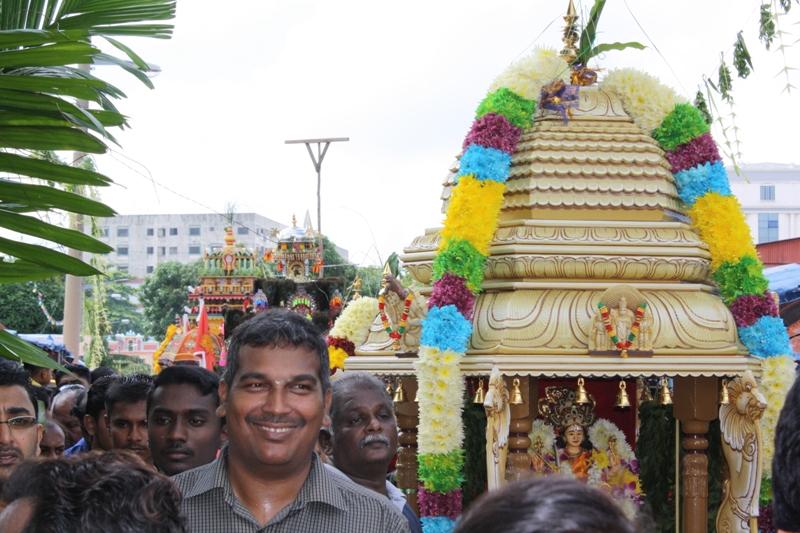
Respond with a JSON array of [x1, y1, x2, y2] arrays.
[[146, 266, 154, 274], [158, 246, 166, 256], [237, 227, 248, 235], [98, 227, 109, 238], [116, 246, 129, 256], [189, 225, 201, 236], [189, 245, 201, 255], [170, 228, 178, 236], [158, 228, 166, 238], [759, 213, 779, 243], [169, 246, 178, 255], [117, 227, 129, 238], [147, 228, 154, 236], [146, 247, 154, 255], [210, 226, 215, 232], [760, 185, 776, 201]]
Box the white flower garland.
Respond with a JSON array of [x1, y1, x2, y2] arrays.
[[329, 297, 379, 347]]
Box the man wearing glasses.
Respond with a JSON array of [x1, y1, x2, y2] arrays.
[[0, 360, 42, 481]]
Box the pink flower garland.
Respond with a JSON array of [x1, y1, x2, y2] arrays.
[[462, 113, 521, 155], [427, 272, 476, 321], [730, 292, 780, 329], [664, 132, 721, 175], [418, 487, 463, 520]]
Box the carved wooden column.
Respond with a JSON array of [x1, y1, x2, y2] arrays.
[[395, 377, 420, 516], [504, 375, 538, 482], [673, 376, 718, 533]]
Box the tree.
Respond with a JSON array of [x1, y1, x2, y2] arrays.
[[84, 269, 145, 335], [0, 0, 176, 367], [0, 277, 64, 333], [140, 262, 200, 339]]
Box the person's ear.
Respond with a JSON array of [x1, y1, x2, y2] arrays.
[[216, 380, 228, 418], [322, 389, 331, 428], [319, 428, 334, 457], [84, 414, 96, 437], [35, 422, 43, 453]]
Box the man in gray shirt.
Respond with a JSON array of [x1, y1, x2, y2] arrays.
[[172, 310, 409, 533]]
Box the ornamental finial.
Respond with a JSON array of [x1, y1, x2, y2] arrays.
[[559, 0, 580, 64]]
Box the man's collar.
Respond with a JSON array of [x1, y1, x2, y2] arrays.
[[182, 447, 349, 513]]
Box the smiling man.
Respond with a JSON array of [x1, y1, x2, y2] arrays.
[[147, 366, 223, 476], [0, 360, 42, 484], [320, 372, 423, 533], [172, 310, 409, 533], [105, 374, 154, 466]]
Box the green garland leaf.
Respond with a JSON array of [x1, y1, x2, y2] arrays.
[[694, 90, 713, 126], [712, 254, 769, 304], [432, 238, 486, 294], [418, 449, 465, 493], [652, 103, 710, 152], [718, 54, 734, 102], [475, 88, 537, 130], [760, 3, 776, 51], [733, 32, 753, 79]]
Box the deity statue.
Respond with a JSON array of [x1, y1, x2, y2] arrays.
[[483, 369, 510, 491], [611, 297, 635, 347], [588, 285, 653, 354], [535, 384, 644, 519], [717, 371, 767, 533]]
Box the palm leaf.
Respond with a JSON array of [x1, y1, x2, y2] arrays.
[[0, 329, 68, 371], [0, 209, 114, 253], [0, 236, 103, 276]]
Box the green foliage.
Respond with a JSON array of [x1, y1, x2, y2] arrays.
[[475, 88, 537, 130], [713, 255, 769, 304], [638, 401, 676, 533], [733, 32, 753, 79], [694, 90, 713, 126], [0, 277, 64, 333], [717, 54, 734, 102], [85, 269, 144, 335], [461, 395, 487, 510], [140, 262, 200, 339], [576, 0, 644, 63], [418, 449, 465, 492], [652, 104, 711, 152], [760, 3, 776, 50]]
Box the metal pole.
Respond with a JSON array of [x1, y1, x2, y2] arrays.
[[285, 137, 348, 279]]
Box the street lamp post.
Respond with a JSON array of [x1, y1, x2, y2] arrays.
[[285, 137, 349, 278]]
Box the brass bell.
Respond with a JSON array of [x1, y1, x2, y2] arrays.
[[393, 380, 408, 403], [386, 381, 394, 399], [718, 378, 730, 405], [637, 378, 653, 403], [473, 379, 486, 404], [657, 377, 673, 406], [574, 377, 590, 405], [510, 378, 524, 405], [615, 380, 631, 409]]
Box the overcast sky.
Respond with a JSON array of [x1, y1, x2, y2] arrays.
[[93, 0, 800, 269]]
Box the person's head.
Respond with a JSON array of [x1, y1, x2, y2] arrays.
[[320, 372, 397, 479], [0, 360, 42, 480], [105, 375, 154, 464], [773, 378, 800, 533], [0, 451, 187, 532], [49, 385, 85, 448], [453, 477, 638, 533], [54, 364, 91, 389], [22, 363, 53, 388], [557, 424, 592, 452], [218, 310, 330, 478], [84, 376, 120, 452], [39, 419, 66, 459], [147, 366, 223, 476], [90, 366, 116, 384]]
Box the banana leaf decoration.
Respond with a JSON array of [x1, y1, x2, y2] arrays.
[[577, 0, 646, 64]]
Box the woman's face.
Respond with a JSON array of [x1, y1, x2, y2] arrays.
[[565, 427, 584, 448]]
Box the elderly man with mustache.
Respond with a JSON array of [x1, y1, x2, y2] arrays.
[[320, 372, 423, 533]]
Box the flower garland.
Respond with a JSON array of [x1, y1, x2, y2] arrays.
[[32, 282, 63, 327], [597, 301, 647, 356], [415, 46, 565, 533], [601, 68, 797, 486], [378, 292, 414, 349], [326, 297, 379, 372], [153, 324, 178, 374]]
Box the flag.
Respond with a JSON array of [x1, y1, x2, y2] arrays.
[[196, 304, 214, 371]]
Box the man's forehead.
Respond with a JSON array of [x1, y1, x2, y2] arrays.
[[152, 384, 217, 409], [110, 400, 147, 419], [339, 389, 392, 413], [0, 384, 35, 412], [237, 344, 321, 375]]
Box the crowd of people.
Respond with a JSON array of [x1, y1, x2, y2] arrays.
[[0, 309, 798, 532]]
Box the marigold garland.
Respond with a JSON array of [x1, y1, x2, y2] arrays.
[[439, 176, 506, 256], [688, 193, 757, 270]]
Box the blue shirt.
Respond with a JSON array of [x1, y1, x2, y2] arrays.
[[64, 438, 90, 456]]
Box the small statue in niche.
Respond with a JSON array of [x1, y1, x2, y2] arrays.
[[589, 285, 654, 356]]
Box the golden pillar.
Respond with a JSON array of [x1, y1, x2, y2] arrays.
[[673, 376, 718, 533], [395, 377, 420, 516], [504, 375, 538, 482]]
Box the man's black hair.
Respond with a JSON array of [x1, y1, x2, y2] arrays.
[[90, 366, 116, 384], [222, 309, 330, 395], [0, 359, 39, 418], [2, 451, 187, 533], [147, 366, 221, 415], [773, 377, 800, 531], [85, 375, 120, 421], [55, 364, 91, 385], [105, 374, 154, 417]]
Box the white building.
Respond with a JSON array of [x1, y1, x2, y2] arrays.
[[91, 213, 283, 278], [729, 163, 800, 245]]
